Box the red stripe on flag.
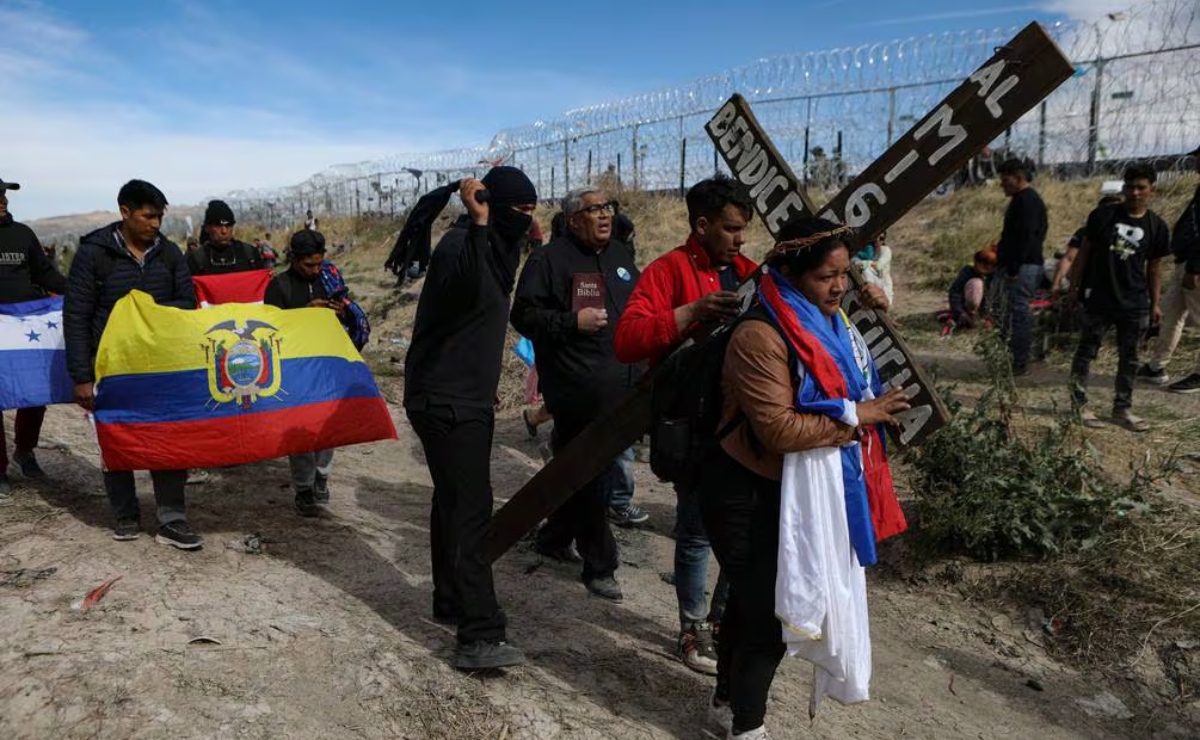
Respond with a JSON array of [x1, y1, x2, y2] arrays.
[[96, 397, 397, 470], [193, 270, 272, 307]]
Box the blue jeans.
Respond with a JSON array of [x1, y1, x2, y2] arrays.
[[608, 447, 635, 509], [1004, 264, 1044, 368], [675, 482, 729, 630]]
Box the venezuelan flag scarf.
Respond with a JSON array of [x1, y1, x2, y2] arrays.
[[758, 268, 906, 566]]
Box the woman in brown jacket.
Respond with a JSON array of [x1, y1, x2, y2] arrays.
[[698, 217, 910, 739]]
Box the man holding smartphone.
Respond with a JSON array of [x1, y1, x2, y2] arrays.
[[614, 175, 757, 677], [264, 229, 347, 515]]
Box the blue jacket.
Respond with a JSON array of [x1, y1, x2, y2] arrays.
[[64, 223, 195, 384]]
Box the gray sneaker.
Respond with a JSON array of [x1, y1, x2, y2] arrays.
[[112, 518, 140, 541], [1136, 363, 1169, 385], [453, 640, 525, 671], [608, 504, 650, 527], [585, 576, 624, 602]]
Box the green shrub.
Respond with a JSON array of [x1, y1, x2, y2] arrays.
[[908, 332, 1156, 561]]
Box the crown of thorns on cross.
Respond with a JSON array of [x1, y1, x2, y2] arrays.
[[766, 225, 856, 259]]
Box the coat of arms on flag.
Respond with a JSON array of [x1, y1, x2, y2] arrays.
[[204, 319, 282, 409]]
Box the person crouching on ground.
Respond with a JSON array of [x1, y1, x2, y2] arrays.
[[948, 249, 997, 330]]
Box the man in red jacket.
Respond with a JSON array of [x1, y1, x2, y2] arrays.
[[614, 175, 757, 676]]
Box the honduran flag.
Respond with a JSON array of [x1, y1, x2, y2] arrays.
[[0, 296, 74, 411], [193, 269, 272, 307], [93, 290, 396, 471]]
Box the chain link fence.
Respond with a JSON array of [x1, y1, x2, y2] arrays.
[[220, 0, 1199, 227]]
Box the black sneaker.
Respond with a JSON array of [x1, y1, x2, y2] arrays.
[[584, 576, 624, 602], [453, 640, 525, 671], [314, 473, 330, 505], [295, 487, 319, 517], [608, 504, 650, 527], [12, 450, 46, 479], [156, 520, 202, 550], [536, 541, 583, 564], [1137, 364, 1170, 385], [1168, 373, 1200, 394], [112, 517, 140, 541]]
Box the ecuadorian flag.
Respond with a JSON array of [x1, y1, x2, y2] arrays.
[[94, 290, 396, 471]]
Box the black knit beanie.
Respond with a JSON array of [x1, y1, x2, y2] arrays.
[[204, 199, 236, 226], [481, 166, 536, 206]]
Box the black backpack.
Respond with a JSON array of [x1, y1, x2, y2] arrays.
[[92, 240, 184, 295], [191, 240, 263, 274], [649, 307, 793, 487]]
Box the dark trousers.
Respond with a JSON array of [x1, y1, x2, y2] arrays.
[[104, 469, 188, 525], [1002, 264, 1045, 368], [698, 448, 786, 734], [407, 402, 507, 645], [0, 406, 47, 473], [536, 413, 619, 582], [1070, 310, 1146, 412]]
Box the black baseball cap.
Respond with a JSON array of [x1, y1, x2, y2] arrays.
[[0, 178, 21, 191]]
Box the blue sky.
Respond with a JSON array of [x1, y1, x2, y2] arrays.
[[3, 0, 1137, 218]]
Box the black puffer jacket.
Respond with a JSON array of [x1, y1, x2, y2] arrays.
[[64, 223, 196, 384]]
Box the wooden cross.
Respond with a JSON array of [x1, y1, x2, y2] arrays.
[[487, 23, 1073, 562]]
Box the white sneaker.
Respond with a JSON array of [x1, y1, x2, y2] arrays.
[[707, 690, 732, 734], [727, 726, 770, 740]]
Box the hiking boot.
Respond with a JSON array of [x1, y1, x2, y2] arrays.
[[1136, 363, 1169, 385], [186, 469, 211, 485], [295, 488, 320, 517], [1077, 409, 1106, 429], [679, 623, 719, 675], [12, 450, 46, 479], [536, 541, 582, 564], [1112, 410, 1149, 433], [728, 726, 772, 740], [1168, 373, 1200, 394], [453, 640, 525, 671], [708, 689, 733, 734], [608, 503, 649, 527], [112, 517, 140, 541], [156, 520, 202, 550], [314, 473, 330, 505], [584, 576, 624, 603], [0, 472, 12, 502]]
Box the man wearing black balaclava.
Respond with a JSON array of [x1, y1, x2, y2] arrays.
[[404, 166, 537, 671]]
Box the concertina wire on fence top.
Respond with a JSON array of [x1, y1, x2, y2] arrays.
[[219, 0, 1199, 227]]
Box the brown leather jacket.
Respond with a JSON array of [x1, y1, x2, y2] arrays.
[[718, 320, 857, 480]]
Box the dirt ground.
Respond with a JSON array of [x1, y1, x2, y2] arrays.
[[4, 205, 1200, 739]]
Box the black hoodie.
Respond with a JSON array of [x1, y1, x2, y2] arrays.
[[0, 214, 66, 303], [403, 215, 523, 409]]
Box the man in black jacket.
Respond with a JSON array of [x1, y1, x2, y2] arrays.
[[64, 179, 201, 549], [188, 200, 264, 276], [996, 158, 1048, 375], [404, 166, 536, 671], [0, 177, 67, 496], [264, 229, 344, 516], [511, 188, 640, 603]]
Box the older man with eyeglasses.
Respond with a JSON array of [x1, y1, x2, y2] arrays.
[[511, 187, 642, 604]]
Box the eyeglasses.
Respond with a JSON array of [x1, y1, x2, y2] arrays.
[[577, 202, 615, 216]]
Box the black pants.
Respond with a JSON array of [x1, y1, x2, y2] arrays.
[[698, 448, 785, 734], [104, 469, 187, 525], [1070, 309, 1146, 412], [535, 412, 619, 582], [407, 402, 506, 645]]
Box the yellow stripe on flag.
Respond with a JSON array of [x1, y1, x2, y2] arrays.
[[95, 290, 363, 379]]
